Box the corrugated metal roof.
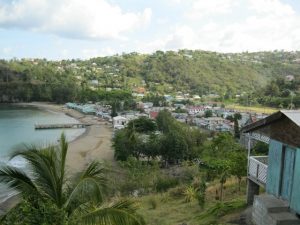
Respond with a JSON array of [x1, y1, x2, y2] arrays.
[[242, 110, 300, 133], [281, 110, 300, 127]]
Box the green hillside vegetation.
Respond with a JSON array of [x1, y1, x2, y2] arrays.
[[110, 112, 249, 224], [1, 50, 300, 107]]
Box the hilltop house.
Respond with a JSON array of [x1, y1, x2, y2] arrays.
[[242, 111, 300, 225]]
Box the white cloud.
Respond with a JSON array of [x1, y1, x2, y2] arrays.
[[187, 0, 237, 19], [0, 0, 152, 40], [248, 0, 295, 16], [81, 47, 118, 59], [2, 47, 12, 55], [140, 0, 300, 53]]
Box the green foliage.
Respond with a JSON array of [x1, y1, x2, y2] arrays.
[[0, 134, 144, 225], [197, 178, 207, 209], [201, 133, 247, 200], [155, 176, 179, 193], [197, 199, 246, 224], [174, 108, 187, 113], [183, 186, 198, 203], [1, 197, 67, 225], [117, 157, 160, 195], [126, 117, 157, 133], [155, 110, 174, 133], [147, 197, 158, 210], [204, 110, 213, 118], [2, 51, 300, 106], [111, 101, 118, 117], [252, 142, 269, 155], [114, 110, 207, 163], [142, 94, 166, 107]]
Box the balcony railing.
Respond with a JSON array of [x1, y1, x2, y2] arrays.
[[248, 156, 268, 186]]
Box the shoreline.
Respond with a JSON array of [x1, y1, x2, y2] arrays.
[[13, 102, 115, 172], [0, 102, 115, 214]]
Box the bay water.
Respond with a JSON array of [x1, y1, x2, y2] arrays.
[[0, 104, 85, 203]]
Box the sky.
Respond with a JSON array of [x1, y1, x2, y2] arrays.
[[0, 0, 300, 59]]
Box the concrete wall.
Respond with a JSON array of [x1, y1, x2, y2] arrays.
[[252, 196, 274, 225], [247, 179, 260, 205]]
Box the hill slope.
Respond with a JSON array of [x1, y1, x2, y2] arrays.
[[1, 50, 300, 102]]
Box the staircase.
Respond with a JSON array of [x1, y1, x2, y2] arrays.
[[252, 194, 300, 225]]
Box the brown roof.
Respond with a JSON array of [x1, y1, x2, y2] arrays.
[[242, 110, 300, 147]]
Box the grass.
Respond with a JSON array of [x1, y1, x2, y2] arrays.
[[136, 177, 248, 225], [226, 104, 278, 114]]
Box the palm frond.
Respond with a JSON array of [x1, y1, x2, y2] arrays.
[[65, 161, 107, 209], [0, 165, 37, 195], [59, 133, 68, 186], [10, 143, 65, 207], [77, 199, 145, 225]]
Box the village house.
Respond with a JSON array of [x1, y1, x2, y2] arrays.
[[187, 106, 204, 115], [243, 110, 300, 225], [174, 103, 186, 109], [164, 95, 173, 102], [175, 95, 185, 101], [204, 117, 226, 130], [193, 95, 201, 100], [112, 116, 128, 129], [136, 102, 154, 110]]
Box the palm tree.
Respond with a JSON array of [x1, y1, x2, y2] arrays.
[[0, 134, 144, 225]]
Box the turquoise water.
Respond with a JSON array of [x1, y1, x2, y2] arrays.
[[0, 105, 85, 201]]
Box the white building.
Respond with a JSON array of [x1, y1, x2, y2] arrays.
[[113, 116, 128, 129]]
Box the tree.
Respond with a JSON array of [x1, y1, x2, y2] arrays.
[[0, 134, 144, 225], [229, 151, 247, 191], [156, 110, 174, 133], [160, 131, 188, 164], [209, 159, 231, 201], [204, 110, 213, 118], [227, 113, 242, 139], [252, 142, 269, 155], [111, 101, 118, 117], [126, 117, 157, 133], [201, 133, 247, 199], [197, 177, 207, 209]]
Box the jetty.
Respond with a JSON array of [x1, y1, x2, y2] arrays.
[[35, 123, 92, 130]]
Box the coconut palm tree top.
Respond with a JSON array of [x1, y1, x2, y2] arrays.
[[0, 133, 144, 225]]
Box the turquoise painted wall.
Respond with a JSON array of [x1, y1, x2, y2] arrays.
[[281, 147, 295, 201], [266, 139, 283, 197], [290, 149, 300, 214]]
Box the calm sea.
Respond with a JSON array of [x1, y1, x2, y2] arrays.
[[0, 104, 85, 202]]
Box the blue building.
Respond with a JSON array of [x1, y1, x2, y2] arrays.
[[243, 111, 300, 225]]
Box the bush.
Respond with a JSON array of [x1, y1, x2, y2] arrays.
[[155, 176, 179, 193], [118, 158, 159, 195], [168, 185, 186, 198], [148, 197, 158, 210], [197, 198, 247, 224], [1, 197, 67, 225], [183, 186, 197, 203], [180, 162, 201, 183], [160, 193, 171, 203]]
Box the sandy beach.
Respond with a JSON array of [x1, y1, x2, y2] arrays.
[[15, 102, 115, 173], [0, 102, 115, 214]]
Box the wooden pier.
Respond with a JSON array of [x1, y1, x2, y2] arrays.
[[35, 123, 92, 130]]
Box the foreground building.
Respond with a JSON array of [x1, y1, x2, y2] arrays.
[[243, 110, 300, 225]]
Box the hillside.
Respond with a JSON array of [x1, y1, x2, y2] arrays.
[[1, 50, 300, 104]]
